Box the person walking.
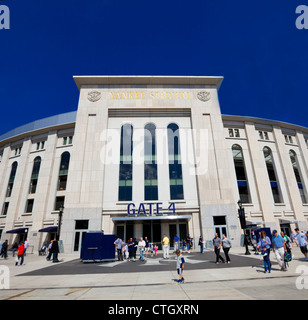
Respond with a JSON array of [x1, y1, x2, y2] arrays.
[[257, 231, 271, 261], [1, 240, 8, 259], [281, 231, 292, 257], [138, 237, 145, 261], [294, 228, 308, 260], [162, 234, 170, 259], [114, 236, 124, 261], [16, 241, 25, 266], [12, 242, 18, 257], [198, 236, 204, 254], [46, 240, 53, 261], [50, 238, 60, 263], [127, 238, 135, 262], [222, 234, 232, 264], [23, 239, 29, 256], [272, 230, 287, 271], [213, 233, 225, 264], [260, 246, 271, 273], [144, 237, 149, 256]]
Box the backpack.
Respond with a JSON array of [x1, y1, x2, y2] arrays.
[[284, 252, 292, 262]]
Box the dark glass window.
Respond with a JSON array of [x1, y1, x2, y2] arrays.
[[6, 162, 18, 197], [75, 220, 89, 230], [118, 124, 133, 201], [25, 199, 34, 213], [263, 147, 282, 203], [1, 202, 9, 216], [232, 145, 251, 203], [144, 123, 158, 200], [58, 152, 70, 191], [167, 123, 184, 200], [29, 157, 41, 194], [290, 150, 307, 203], [55, 196, 65, 211]]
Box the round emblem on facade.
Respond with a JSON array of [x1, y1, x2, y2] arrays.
[[197, 91, 211, 102], [87, 91, 101, 102]]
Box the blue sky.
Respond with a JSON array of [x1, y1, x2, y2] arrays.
[[0, 0, 307, 135]]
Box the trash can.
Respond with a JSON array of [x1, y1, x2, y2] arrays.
[[80, 231, 116, 263]]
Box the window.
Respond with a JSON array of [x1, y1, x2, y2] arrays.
[[1, 202, 9, 216], [118, 124, 133, 201], [55, 196, 65, 211], [62, 136, 73, 146], [0, 150, 3, 162], [232, 145, 251, 203], [305, 139, 308, 148], [168, 123, 184, 200], [289, 150, 307, 204], [263, 147, 282, 203], [285, 135, 294, 144], [228, 128, 240, 138], [144, 123, 158, 200], [58, 152, 70, 191], [259, 131, 269, 140], [29, 157, 41, 194], [36, 141, 45, 151], [6, 162, 18, 197], [14, 147, 22, 156], [25, 199, 34, 213]]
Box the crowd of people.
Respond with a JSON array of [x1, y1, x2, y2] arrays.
[[0, 237, 61, 266], [251, 228, 308, 273]]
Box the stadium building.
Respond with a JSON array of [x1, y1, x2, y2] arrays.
[[0, 76, 307, 254]]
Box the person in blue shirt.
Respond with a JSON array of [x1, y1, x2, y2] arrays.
[[294, 228, 308, 260], [272, 230, 287, 271], [257, 231, 271, 261], [174, 234, 180, 252]]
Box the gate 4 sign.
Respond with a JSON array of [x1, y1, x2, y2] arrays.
[[127, 202, 176, 216]]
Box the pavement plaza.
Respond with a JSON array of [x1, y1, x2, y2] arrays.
[[0, 246, 308, 300]]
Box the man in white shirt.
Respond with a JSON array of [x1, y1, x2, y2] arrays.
[[295, 228, 308, 260], [138, 237, 146, 261], [24, 239, 29, 256]]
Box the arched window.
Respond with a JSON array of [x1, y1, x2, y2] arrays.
[[144, 123, 158, 200], [58, 152, 70, 191], [289, 150, 307, 203], [118, 123, 133, 201], [6, 161, 18, 197], [29, 156, 41, 194], [232, 145, 251, 203], [263, 147, 282, 203], [167, 123, 184, 200]]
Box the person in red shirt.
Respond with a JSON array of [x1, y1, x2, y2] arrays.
[[16, 242, 25, 266]]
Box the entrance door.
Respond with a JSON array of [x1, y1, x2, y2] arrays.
[[280, 224, 291, 236], [179, 223, 187, 243], [116, 225, 125, 240], [152, 222, 161, 249], [213, 216, 228, 238], [73, 220, 89, 253], [169, 224, 177, 248]]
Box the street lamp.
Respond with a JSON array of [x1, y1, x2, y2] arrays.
[[57, 204, 64, 241], [237, 200, 250, 255]]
